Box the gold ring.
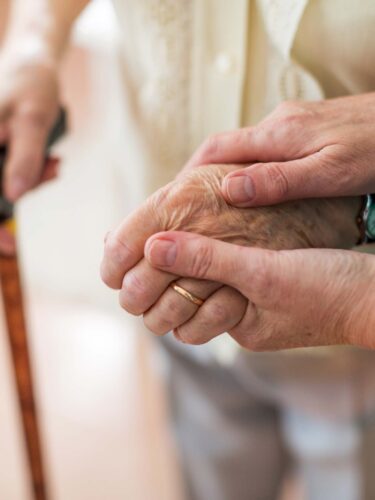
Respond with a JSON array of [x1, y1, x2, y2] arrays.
[[171, 283, 205, 307]]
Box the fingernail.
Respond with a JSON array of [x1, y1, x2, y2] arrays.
[[225, 175, 255, 204], [148, 238, 177, 267]]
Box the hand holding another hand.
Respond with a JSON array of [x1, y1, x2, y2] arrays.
[[185, 94, 375, 207], [101, 163, 362, 349], [145, 232, 375, 350]]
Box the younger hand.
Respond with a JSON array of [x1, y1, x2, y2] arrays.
[[185, 94, 375, 206], [145, 231, 375, 351]]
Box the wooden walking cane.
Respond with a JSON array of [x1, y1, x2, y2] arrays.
[[0, 110, 67, 500]]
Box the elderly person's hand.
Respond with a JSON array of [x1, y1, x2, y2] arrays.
[[0, 53, 60, 201], [144, 232, 375, 350], [0, 46, 61, 254], [101, 163, 360, 345], [185, 94, 375, 207]]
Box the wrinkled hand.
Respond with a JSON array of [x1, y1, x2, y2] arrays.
[[101, 164, 360, 345], [185, 94, 375, 207], [0, 49, 61, 254], [144, 232, 375, 350], [0, 50, 60, 200]]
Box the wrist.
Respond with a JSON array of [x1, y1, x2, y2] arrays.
[[1, 37, 60, 73], [2, 5, 73, 66], [346, 253, 375, 348]]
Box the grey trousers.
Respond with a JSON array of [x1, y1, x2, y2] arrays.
[[160, 337, 375, 500]]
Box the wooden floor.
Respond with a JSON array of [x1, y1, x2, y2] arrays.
[[0, 292, 303, 500], [0, 293, 184, 500]]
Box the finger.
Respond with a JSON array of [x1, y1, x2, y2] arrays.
[[221, 147, 353, 207], [184, 125, 302, 171], [184, 129, 262, 171], [0, 121, 9, 145], [0, 225, 16, 256], [5, 108, 52, 200], [40, 156, 60, 183], [145, 231, 277, 296], [174, 286, 248, 345], [143, 278, 221, 335], [101, 198, 163, 289], [119, 258, 177, 315], [229, 303, 262, 350]]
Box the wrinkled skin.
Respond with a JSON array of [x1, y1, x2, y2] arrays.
[[101, 163, 361, 346], [154, 164, 360, 251]]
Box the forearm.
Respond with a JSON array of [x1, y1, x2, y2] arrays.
[[2, 0, 90, 63]]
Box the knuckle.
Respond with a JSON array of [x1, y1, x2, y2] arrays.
[[264, 163, 290, 200], [189, 243, 213, 279], [231, 326, 268, 352], [243, 126, 258, 147], [249, 252, 278, 301], [274, 100, 307, 119], [99, 261, 113, 288], [101, 235, 134, 290], [163, 293, 185, 317], [17, 105, 51, 129], [324, 151, 354, 192], [150, 183, 172, 207], [148, 182, 180, 228], [203, 301, 231, 327], [222, 126, 256, 153], [104, 234, 133, 266], [100, 261, 110, 286], [271, 101, 308, 131], [200, 134, 221, 160], [251, 268, 273, 299], [144, 289, 192, 336], [100, 262, 120, 290], [161, 292, 190, 325], [143, 313, 170, 336], [118, 292, 140, 315], [120, 271, 149, 315], [275, 113, 301, 133], [100, 270, 121, 290]]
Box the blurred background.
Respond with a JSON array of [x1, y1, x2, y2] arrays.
[[0, 1, 184, 499], [0, 1, 314, 499]]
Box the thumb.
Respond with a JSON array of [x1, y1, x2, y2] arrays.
[[222, 155, 334, 207], [145, 232, 346, 311], [144, 231, 277, 295], [39, 156, 61, 183]]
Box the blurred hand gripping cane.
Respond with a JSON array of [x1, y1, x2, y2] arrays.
[[0, 109, 67, 500]]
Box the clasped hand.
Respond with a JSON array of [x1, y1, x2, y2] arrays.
[[100, 164, 374, 351]]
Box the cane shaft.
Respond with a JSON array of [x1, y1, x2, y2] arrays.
[[0, 252, 48, 500], [0, 109, 66, 500]]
